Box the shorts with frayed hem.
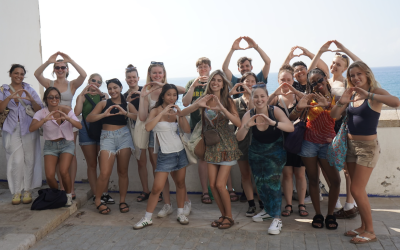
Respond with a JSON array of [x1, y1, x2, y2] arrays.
[[99, 126, 134, 157]]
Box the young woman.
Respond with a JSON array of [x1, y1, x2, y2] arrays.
[[0, 64, 43, 205], [309, 40, 362, 216], [34, 52, 87, 199], [180, 70, 242, 229], [228, 72, 256, 216], [267, 65, 307, 217], [29, 87, 82, 206], [74, 73, 114, 204], [331, 61, 400, 244], [237, 84, 294, 235], [133, 84, 191, 229], [138, 62, 191, 217], [123, 64, 149, 202], [290, 68, 341, 230], [86, 78, 137, 214]]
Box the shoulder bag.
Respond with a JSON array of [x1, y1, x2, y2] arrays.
[[176, 116, 197, 165], [82, 94, 102, 141], [0, 86, 10, 129], [9, 84, 35, 117], [327, 112, 348, 171], [284, 108, 308, 154], [133, 95, 150, 149]]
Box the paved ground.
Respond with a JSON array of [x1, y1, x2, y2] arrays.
[[30, 193, 400, 250]]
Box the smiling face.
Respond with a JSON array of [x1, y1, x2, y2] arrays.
[[279, 71, 294, 92], [252, 88, 269, 109], [126, 71, 139, 88], [150, 66, 165, 83], [53, 61, 69, 78], [294, 65, 307, 83], [349, 67, 368, 89], [209, 74, 224, 93], [162, 88, 178, 105], [197, 63, 211, 77], [46, 89, 61, 107], [88, 75, 102, 93], [238, 60, 253, 75], [9, 67, 25, 84], [107, 82, 122, 99], [309, 73, 328, 94], [243, 75, 256, 90], [330, 57, 347, 76]]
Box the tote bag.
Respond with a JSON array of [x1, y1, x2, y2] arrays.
[[327, 114, 348, 171]]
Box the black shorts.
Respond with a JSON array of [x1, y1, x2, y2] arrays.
[[286, 151, 303, 168]]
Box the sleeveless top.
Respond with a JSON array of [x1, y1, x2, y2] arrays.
[[101, 99, 128, 126], [275, 95, 297, 117], [148, 94, 157, 112], [329, 78, 347, 97], [347, 99, 380, 135], [153, 121, 183, 154], [250, 107, 282, 144], [50, 80, 73, 107], [203, 109, 242, 162], [82, 94, 101, 119]]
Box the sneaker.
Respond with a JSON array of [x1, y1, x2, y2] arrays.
[[183, 201, 191, 216], [101, 193, 115, 204], [304, 194, 323, 204], [12, 193, 21, 205], [268, 218, 282, 235], [157, 203, 173, 218], [335, 198, 343, 210], [133, 217, 153, 230], [22, 191, 32, 204], [177, 214, 189, 225], [252, 210, 272, 222], [246, 206, 257, 217], [65, 194, 73, 207]]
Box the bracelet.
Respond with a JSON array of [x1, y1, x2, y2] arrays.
[[100, 95, 105, 99], [336, 100, 345, 107], [244, 125, 250, 130], [325, 103, 332, 109], [367, 92, 371, 100], [274, 121, 278, 128], [371, 93, 375, 101]]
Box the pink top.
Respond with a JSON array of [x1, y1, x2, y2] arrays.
[[33, 108, 79, 141]]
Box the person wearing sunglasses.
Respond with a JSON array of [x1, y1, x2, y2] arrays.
[[34, 51, 87, 200], [138, 61, 190, 218], [309, 40, 363, 218], [289, 68, 341, 230], [29, 87, 82, 207], [86, 78, 138, 215], [0, 64, 44, 205], [74, 73, 114, 205]]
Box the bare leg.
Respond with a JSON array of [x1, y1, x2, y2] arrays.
[[58, 153, 73, 194], [149, 147, 170, 204], [294, 166, 307, 213], [137, 149, 150, 194], [282, 166, 294, 207], [44, 155, 59, 189], [146, 172, 169, 213], [94, 151, 116, 208], [116, 148, 131, 210], [209, 164, 233, 225], [301, 157, 321, 217], [198, 159, 209, 194], [81, 144, 99, 194], [343, 164, 355, 204], [318, 159, 341, 217], [170, 167, 187, 209], [238, 160, 254, 201], [69, 132, 78, 197]]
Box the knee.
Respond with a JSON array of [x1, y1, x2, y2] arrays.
[[282, 170, 293, 180], [215, 182, 226, 192], [45, 172, 55, 181], [295, 172, 306, 181], [117, 169, 128, 178], [98, 171, 111, 181], [350, 185, 362, 198], [209, 181, 216, 190], [241, 171, 252, 182], [151, 184, 163, 195], [59, 168, 69, 176], [330, 177, 341, 189], [175, 179, 186, 190]]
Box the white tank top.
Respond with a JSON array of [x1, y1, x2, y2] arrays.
[[148, 94, 157, 112], [153, 122, 183, 154]]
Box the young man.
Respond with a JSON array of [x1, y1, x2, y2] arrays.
[[182, 57, 212, 204], [222, 36, 271, 86]]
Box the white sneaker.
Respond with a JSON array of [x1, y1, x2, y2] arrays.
[[157, 203, 173, 218], [183, 201, 191, 216], [268, 218, 282, 235], [65, 193, 72, 207], [304, 194, 323, 204], [335, 198, 343, 210], [177, 214, 189, 225], [133, 217, 153, 230], [252, 210, 272, 222]]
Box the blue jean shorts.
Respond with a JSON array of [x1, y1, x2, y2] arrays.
[[44, 139, 75, 157], [100, 126, 134, 156], [79, 120, 100, 146], [148, 130, 155, 148], [156, 148, 188, 172], [298, 140, 329, 159]]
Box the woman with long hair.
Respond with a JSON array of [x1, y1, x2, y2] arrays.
[[86, 78, 137, 214], [0, 64, 43, 205], [133, 84, 191, 229], [180, 70, 242, 229], [236, 84, 294, 235], [331, 61, 400, 243], [34, 51, 87, 200], [29, 87, 82, 206]]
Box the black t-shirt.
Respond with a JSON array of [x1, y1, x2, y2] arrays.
[[123, 86, 143, 111], [293, 81, 306, 93]]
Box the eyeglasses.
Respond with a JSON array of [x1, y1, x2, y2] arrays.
[[54, 66, 67, 70], [252, 83, 266, 89], [294, 67, 307, 73], [310, 78, 324, 88], [47, 95, 60, 100], [91, 79, 102, 84], [151, 61, 164, 66]]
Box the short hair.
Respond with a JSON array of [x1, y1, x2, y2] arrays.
[[196, 57, 211, 68], [292, 61, 307, 69], [9, 64, 26, 75], [237, 57, 252, 67]]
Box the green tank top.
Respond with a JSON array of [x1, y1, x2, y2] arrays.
[[82, 94, 101, 119]]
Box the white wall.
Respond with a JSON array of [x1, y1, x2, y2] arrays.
[[0, 0, 43, 96]]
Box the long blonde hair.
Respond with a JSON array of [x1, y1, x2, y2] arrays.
[[201, 69, 234, 113], [346, 61, 381, 91], [146, 63, 167, 84]]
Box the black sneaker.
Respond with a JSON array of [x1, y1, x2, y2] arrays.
[[246, 206, 257, 217], [239, 192, 247, 203], [101, 193, 115, 204]]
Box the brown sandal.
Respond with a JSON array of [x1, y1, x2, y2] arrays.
[[201, 193, 212, 204], [229, 191, 239, 202], [211, 216, 224, 227], [218, 216, 234, 229]]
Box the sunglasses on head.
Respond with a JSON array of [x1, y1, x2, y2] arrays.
[[47, 95, 60, 100], [310, 77, 324, 88], [336, 53, 349, 59], [151, 61, 164, 66], [54, 66, 67, 70], [251, 83, 266, 89], [91, 79, 102, 84]]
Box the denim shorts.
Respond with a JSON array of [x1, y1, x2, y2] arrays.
[[156, 148, 188, 172], [100, 126, 134, 156], [298, 140, 329, 159], [43, 139, 75, 157], [148, 130, 155, 148], [79, 120, 100, 146]]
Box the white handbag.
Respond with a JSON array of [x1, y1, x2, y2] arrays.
[[176, 116, 197, 165], [9, 84, 35, 117], [127, 104, 142, 160]]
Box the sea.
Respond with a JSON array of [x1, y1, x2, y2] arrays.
[[72, 66, 400, 110]]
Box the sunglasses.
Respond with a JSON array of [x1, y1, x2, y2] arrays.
[[151, 61, 164, 66], [310, 78, 324, 88], [54, 66, 67, 70], [91, 79, 102, 84], [252, 83, 267, 89], [47, 95, 60, 100], [336, 53, 349, 59]]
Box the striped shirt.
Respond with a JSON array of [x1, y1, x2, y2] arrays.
[[304, 98, 336, 144]]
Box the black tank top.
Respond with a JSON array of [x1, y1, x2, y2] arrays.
[[101, 99, 128, 126], [250, 106, 283, 144]]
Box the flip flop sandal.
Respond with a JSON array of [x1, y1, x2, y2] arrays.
[[218, 216, 234, 229], [311, 214, 324, 229], [325, 215, 338, 230], [298, 204, 309, 217], [119, 202, 129, 213], [211, 216, 224, 227], [137, 192, 150, 202], [350, 232, 377, 244], [229, 191, 239, 202], [96, 203, 111, 215], [281, 204, 293, 217], [344, 229, 364, 237], [201, 193, 212, 204]]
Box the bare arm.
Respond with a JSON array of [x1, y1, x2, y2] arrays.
[[332, 40, 362, 62], [236, 111, 251, 141], [273, 108, 294, 132], [222, 37, 243, 82], [127, 103, 138, 120], [145, 108, 163, 132], [58, 52, 87, 92], [178, 115, 191, 134], [370, 88, 400, 108], [306, 42, 331, 77], [86, 101, 107, 122], [244, 37, 271, 79], [283, 47, 297, 66], [220, 99, 241, 127]]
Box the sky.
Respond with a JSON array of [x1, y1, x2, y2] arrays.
[[38, 0, 400, 90]]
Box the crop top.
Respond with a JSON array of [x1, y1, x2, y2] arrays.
[[250, 107, 282, 144], [347, 99, 380, 135], [152, 121, 183, 154], [101, 99, 128, 126]]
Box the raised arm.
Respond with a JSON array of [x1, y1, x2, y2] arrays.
[[58, 52, 87, 92], [74, 85, 90, 116], [222, 37, 243, 82], [182, 77, 207, 107], [331, 40, 362, 62], [283, 47, 298, 66], [145, 106, 171, 132], [214, 97, 241, 127], [243, 36, 271, 79], [34, 52, 59, 88], [308, 42, 332, 77], [179, 94, 212, 117]]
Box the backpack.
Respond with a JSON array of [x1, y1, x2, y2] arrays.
[[82, 94, 102, 141], [31, 188, 67, 210]]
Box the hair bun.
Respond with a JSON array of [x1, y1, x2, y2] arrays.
[[127, 64, 134, 68]]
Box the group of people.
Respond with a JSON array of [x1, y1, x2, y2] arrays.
[[1, 37, 399, 244]]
